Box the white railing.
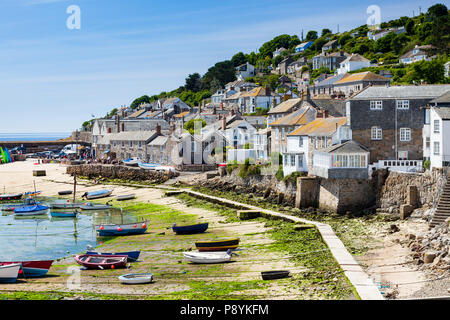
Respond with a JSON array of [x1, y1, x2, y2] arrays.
[[370, 159, 423, 173]]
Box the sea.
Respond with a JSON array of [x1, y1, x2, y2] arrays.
[[0, 132, 71, 142]]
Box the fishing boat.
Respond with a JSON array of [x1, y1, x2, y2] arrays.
[[122, 157, 141, 167], [3, 198, 41, 212], [116, 194, 136, 201], [86, 251, 140, 262], [137, 162, 159, 170], [82, 189, 113, 200], [0, 261, 53, 278], [14, 204, 49, 216], [50, 211, 78, 218], [261, 271, 290, 281], [172, 223, 209, 235], [80, 202, 112, 211], [195, 238, 240, 252], [0, 193, 23, 202], [0, 263, 21, 283], [50, 202, 81, 209], [118, 273, 153, 284], [74, 254, 127, 269], [183, 251, 233, 264], [96, 221, 148, 237]]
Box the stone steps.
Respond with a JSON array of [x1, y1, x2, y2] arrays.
[[430, 177, 450, 227]]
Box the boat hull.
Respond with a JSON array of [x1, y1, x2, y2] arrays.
[[96, 221, 148, 237], [118, 273, 153, 284], [80, 204, 111, 211], [50, 212, 77, 218], [0, 264, 21, 283], [195, 238, 240, 252], [84, 190, 113, 200], [0, 194, 23, 202], [75, 255, 127, 269], [86, 251, 140, 262], [173, 223, 209, 235], [183, 252, 232, 264], [0, 261, 53, 278], [50, 203, 81, 209]]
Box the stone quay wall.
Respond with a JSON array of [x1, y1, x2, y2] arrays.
[[66, 164, 178, 184]]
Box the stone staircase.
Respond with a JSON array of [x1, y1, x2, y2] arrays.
[[430, 175, 450, 227]]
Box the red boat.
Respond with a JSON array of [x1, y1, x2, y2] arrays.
[[0, 260, 53, 278], [74, 254, 128, 269]]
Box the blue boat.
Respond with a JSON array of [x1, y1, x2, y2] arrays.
[[82, 189, 113, 200], [86, 251, 141, 262], [14, 204, 49, 216], [96, 221, 148, 237], [50, 211, 78, 218], [172, 223, 209, 235], [138, 162, 160, 170]]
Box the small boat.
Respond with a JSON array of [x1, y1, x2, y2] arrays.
[[74, 254, 127, 269], [86, 251, 140, 262], [261, 271, 291, 281], [137, 162, 159, 170], [155, 166, 176, 173], [122, 157, 141, 167], [25, 191, 41, 197], [172, 223, 209, 235], [118, 273, 153, 285], [183, 251, 233, 264], [50, 211, 78, 218], [82, 189, 113, 200], [0, 193, 23, 202], [50, 202, 81, 209], [116, 194, 136, 201], [195, 238, 240, 252], [58, 190, 73, 196], [0, 263, 21, 283], [14, 204, 49, 216], [0, 261, 53, 278], [80, 203, 112, 211], [96, 221, 148, 237]]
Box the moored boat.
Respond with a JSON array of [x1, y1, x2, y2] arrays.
[[86, 251, 140, 262], [0, 261, 53, 278], [50, 202, 81, 209], [50, 211, 78, 218], [0, 263, 21, 283], [82, 189, 113, 200], [96, 221, 148, 237], [137, 162, 159, 170], [58, 190, 73, 196], [195, 238, 240, 252], [14, 204, 49, 216], [116, 194, 136, 201], [0, 193, 23, 202], [118, 273, 153, 284], [183, 251, 233, 264], [74, 254, 127, 269], [80, 203, 112, 211], [261, 270, 290, 281], [122, 157, 141, 167], [172, 223, 209, 235]]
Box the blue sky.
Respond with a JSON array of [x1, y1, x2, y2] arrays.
[[0, 0, 443, 133]]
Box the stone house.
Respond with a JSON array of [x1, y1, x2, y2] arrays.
[[312, 51, 348, 71], [267, 98, 303, 124], [333, 71, 391, 97], [239, 87, 281, 114], [109, 130, 160, 161], [348, 85, 450, 164]]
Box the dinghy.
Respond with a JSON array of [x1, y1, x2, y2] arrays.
[[195, 238, 240, 252], [137, 162, 159, 170], [86, 251, 140, 262], [261, 271, 290, 281], [0, 193, 23, 202], [183, 250, 234, 264], [118, 273, 153, 284], [82, 189, 113, 200], [14, 204, 49, 216], [74, 254, 127, 269], [80, 202, 112, 211], [172, 223, 209, 235], [122, 157, 141, 166], [50, 211, 78, 218], [116, 194, 136, 201], [50, 202, 81, 209], [25, 191, 41, 197], [0, 263, 21, 283], [96, 221, 148, 237], [0, 261, 53, 278], [58, 190, 73, 196]]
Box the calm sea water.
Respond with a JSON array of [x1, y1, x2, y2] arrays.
[[0, 198, 139, 261], [0, 133, 71, 142]]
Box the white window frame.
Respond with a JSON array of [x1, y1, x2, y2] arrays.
[[434, 120, 440, 133], [434, 142, 440, 155], [399, 128, 411, 142], [371, 127, 382, 140], [298, 137, 304, 148], [396, 100, 410, 110], [370, 101, 383, 110]]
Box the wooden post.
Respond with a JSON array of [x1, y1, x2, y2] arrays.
[[73, 174, 77, 203]]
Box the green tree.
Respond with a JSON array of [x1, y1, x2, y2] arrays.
[[305, 30, 318, 41], [185, 73, 202, 92], [184, 119, 206, 135], [231, 52, 247, 67], [321, 28, 332, 37], [426, 3, 448, 22], [201, 60, 236, 91]]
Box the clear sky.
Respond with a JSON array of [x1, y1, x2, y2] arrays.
[[0, 0, 443, 133]]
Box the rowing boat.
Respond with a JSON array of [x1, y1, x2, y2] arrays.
[[82, 189, 113, 200], [0, 261, 53, 278], [195, 238, 240, 252], [118, 273, 153, 284], [86, 251, 140, 262], [172, 223, 209, 235], [183, 251, 233, 264], [0, 264, 21, 283], [79, 203, 112, 211], [96, 221, 148, 237], [74, 254, 127, 269], [50, 211, 78, 218]]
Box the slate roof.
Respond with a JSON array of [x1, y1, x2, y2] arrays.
[[269, 106, 316, 126], [351, 85, 450, 100], [335, 71, 390, 84], [148, 135, 169, 146], [108, 131, 157, 142], [268, 98, 302, 114], [430, 91, 450, 104], [433, 107, 450, 120], [317, 140, 369, 154]]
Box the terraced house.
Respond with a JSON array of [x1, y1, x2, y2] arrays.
[[347, 85, 450, 164]]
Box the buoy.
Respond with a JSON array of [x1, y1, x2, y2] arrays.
[[100, 226, 104, 230], [133, 224, 137, 228], [142, 224, 146, 229], [117, 227, 123, 232], [111, 265, 115, 269], [18, 269, 23, 274]]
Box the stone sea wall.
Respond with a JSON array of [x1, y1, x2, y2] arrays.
[[66, 164, 178, 184]]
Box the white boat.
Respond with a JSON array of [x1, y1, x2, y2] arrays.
[[118, 273, 153, 284], [138, 162, 159, 170], [122, 158, 141, 166], [155, 166, 176, 173], [80, 203, 112, 211], [183, 251, 233, 264], [82, 189, 113, 200], [0, 263, 21, 283]]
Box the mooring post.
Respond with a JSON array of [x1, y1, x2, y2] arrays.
[[73, 174, 77, 203]]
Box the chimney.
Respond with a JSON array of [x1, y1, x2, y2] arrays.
[[220, 102, 224, 110], [222, 117, 227, 131], [116, 115, 120, 133], [265, 86, 271, 96], [156, 123, 161, 136]]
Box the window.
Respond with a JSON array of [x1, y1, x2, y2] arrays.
[[298, 137, 304, 148], [290, 154, 295, 167], [371, 127, 382, 140], [297, 155, 303, 168], [396, 100, 409, 110], [370, 101, 383, 110], [424, 109, 430, 124], [138, 141, 142, 149], [400, 128, 411, 141], [434, 120, 440, 133], [121, 141, 125, 148], [283, 155, 288, 166], [426, 137, 430, 149], [434, 142, 440, 155], [130, 141, 133, 148]]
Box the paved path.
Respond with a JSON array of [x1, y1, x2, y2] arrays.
[[181, 189, 384, 300]]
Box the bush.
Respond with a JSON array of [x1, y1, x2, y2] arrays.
[[423, 160, 431, 170], [275, 165, 284, 181], [238, 158, 261, 178]]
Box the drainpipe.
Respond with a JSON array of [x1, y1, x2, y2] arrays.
[[395, 101, 398, 160]]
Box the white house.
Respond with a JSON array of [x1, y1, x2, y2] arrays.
[[273, 47, 287, 57], [337, 54, 371, 75], [239, 87, 281, 114], [235, 62, 255, 80], [430, 106, 450, 169], [399, 45, 435, 65]]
